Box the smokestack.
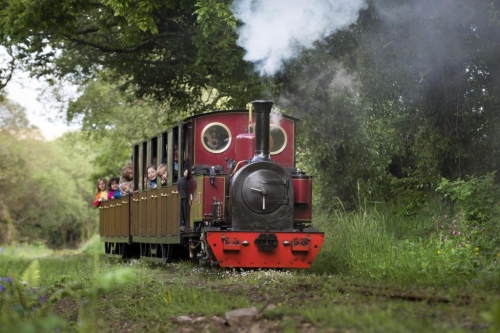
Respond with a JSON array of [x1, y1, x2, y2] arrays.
[[251, 100, 273, 162]]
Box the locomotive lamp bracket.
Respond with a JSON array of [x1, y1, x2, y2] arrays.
[[210, 166, 216, 184]]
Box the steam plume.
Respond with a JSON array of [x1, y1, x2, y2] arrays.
[[231, 0, 368, 76]]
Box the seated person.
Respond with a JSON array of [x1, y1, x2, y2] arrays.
[[147, 164, 157, 189], [107, 177, 120, 200], [93, 177, 108, 207], [120, 163, 133, 183], [120, 163, 135, 192], [157, 164, 168, 186], [114, 181, 132, 199]]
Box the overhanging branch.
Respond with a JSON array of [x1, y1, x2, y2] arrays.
[[64, 31, 186, 53], [0, 47, 15, 90]]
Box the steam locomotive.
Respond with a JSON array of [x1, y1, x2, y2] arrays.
[[99, 100, 324, 268]]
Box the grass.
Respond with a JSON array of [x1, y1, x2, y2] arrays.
[[0, 252, 498, 332], [312, 208, 500, 289]]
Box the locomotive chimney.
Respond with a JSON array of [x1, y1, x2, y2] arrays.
[[251, 100, 273, 162]]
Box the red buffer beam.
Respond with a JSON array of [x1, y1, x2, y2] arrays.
[[206, 231, 324, 269]]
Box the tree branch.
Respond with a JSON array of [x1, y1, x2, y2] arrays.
[[63, 31, 187, 53], [74, 22, 119, 35], [0, 47, 16, 90]]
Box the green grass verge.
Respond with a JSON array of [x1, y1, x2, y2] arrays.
[[312, 209, 500, 289], [0, 253, 499, 332]]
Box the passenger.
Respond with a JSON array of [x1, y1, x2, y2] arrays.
[[114, 181, 132, 199], [120, 163, 134, 192], [120, 163, 133, 183], [157, 163, 168, 186], [177, 169, 188, 231], [177, 169, 193, 232], [93, 177, 108, 207], [147, 164, 157, 189], [107, 177, 120, 200]]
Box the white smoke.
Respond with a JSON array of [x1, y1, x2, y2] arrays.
[[231, 0, 368, 76]]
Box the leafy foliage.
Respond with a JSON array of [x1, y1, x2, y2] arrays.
[[278, 0, 500, 211], [0, 262, 63, 333], [436, 173, 500, 223], [0, 96, 96, 248], [0, 0, 265, 113], [66, 77, 174, 181], [0, 258, 135, 333], [20, 260, 40, 289]]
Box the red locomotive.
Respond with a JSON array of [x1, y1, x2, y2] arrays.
[[99, 100, 324, 268]]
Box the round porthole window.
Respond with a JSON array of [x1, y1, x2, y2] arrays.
[[201, 122, 232, 153], [270, 125, 287, 155]]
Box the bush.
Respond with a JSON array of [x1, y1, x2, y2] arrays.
[[436, 173, 500, 223]]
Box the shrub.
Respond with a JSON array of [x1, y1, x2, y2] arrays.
[[436, 173, 500, 223]]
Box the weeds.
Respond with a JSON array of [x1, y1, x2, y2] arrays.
[[313, 207, 500, 289]]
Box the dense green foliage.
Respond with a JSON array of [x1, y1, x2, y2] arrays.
[[436, 173, 500, 223], [0, 94, 96, 248], [66, 77, 172, 181], [285, 0, 500, 211], [0, 0, 267, 111]]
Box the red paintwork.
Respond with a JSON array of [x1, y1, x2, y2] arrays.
[[293, 177, 313, 222], [293, 177, 312, 203], [294, 204, 312, 221], [206, 231, 324, 268], [193, 112, 295, 168], [200, 175, 225, 220]]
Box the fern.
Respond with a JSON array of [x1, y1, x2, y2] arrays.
[[21, 259, 40, 288], [16, 260, 41, 309]]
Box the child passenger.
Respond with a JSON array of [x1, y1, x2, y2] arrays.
[[157, 164, 168, 186], [113, 181, 132, 199], [93, 177, 108, 207], [107, 177, 120, 200], [147, 164, 157, 189]]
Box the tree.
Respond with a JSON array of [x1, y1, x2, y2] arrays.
[[280, 29, 395, 209], [0, 0, 267, 114], [0, 91, 33, 131], [0, 95, 96, 247], [66, 76, 174, 181], [361, 0, 500, 178], [0, 46, 15, 90], [280, 0, 500, 211]]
